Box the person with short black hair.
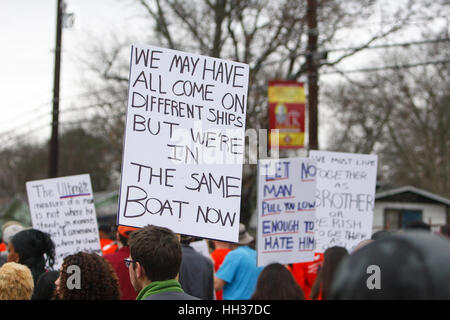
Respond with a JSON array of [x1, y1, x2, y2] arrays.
[[127, 225, 199, 300]]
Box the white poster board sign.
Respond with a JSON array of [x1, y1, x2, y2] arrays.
[[26, 174, 102, 268], [309, 150, 378, 253], [257, 158, 317, 267], [117, 44, 249, 242]]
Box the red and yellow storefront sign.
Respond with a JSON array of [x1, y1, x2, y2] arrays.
[[268, 80, 305, 149]]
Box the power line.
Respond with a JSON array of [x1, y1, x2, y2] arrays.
[[1, 123, 51, 150], [325, 38, 450, 53], [321, 59, 450, 75], [0, 96, 125, 139], [264, 38, 450, 69], [0, 111, 52, 139], [0, 102, 125, 148], [0, 100, 52, 127]]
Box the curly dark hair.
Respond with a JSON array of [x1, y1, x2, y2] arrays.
[[128, 225, 181, 282], [57, 252, 120, 300]]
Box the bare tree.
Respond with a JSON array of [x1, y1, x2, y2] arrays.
[[74, 0, 433, 222], [323, 29, 450, 197]]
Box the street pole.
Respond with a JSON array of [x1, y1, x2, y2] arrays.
[[306, 0, 319, 151], [49, 0, 63, 177]]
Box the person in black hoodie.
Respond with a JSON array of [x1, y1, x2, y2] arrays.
[[328, 231, 450, 299], [178, 235, 214, 300], [7, 228, 55, 298]]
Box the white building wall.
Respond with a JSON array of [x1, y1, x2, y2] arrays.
[[373, 202, 447, 233]]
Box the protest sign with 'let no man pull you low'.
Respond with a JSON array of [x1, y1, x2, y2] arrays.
[[117, 44, 249, 242], [257, 158, 317, 266]]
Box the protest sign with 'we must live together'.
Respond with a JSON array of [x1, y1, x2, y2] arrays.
[[309, 150, 378, 253], [117, 44, 249, 242]]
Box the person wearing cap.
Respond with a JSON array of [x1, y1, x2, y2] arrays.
[[104, 225, 140, 300], [214, 223, 263, 300]]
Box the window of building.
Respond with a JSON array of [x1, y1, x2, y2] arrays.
[[384, 209, 423, 230]]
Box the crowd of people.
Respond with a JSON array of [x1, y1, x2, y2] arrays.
[[0, 218, 449, 300]]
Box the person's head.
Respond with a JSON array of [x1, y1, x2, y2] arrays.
[[237, 223, 254, 247], [98, 224, 114, 239], [310, 246, 348, 300], [440, 225, 450, 239], [8, 229, 55, 281], [127, 225, 181, 292], [251, 263, 305, 300], [0, 262, 34, 300], [32, 270, 59, 300], [55, 252, 120, 300], [352, 239, 374, 253], [371, 230, 392, 241], [116, 226, 139, 247], [213, 240, 234, 250], [1, 221, 25, 244], [179, 234, 194, 245], [405, 220, 431, 232], [329, 232, 450, 299]]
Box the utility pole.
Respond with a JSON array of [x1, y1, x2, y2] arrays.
[[49, 0, 64, 177], [306, 0, 319, 151]]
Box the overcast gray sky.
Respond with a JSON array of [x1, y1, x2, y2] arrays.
[[0, 0, 141, 147], [0, 0, 446, 149]]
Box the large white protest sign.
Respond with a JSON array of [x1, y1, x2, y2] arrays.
[[117, 44, 249, 242], [309, 150, 378, 253], [26, 174, 102, 268], [257, 158, 317, 267]]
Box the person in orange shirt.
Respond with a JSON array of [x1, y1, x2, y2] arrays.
[[309, 247, 348, 300], [210, 240, 233, 300], [290, 252, 324, 300], [104, 226, 140, 300], [99, 225, 118, 255]]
